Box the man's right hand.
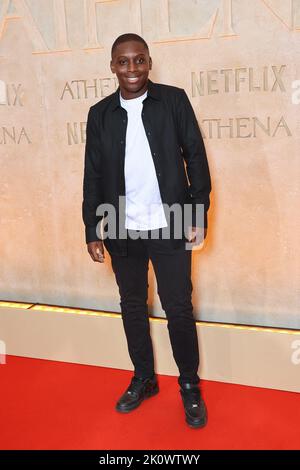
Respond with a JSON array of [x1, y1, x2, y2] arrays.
[[87, 240, 105, 263]]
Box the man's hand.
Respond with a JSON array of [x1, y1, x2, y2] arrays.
[[186, 226, 207, 245], [87, 240, 105, 263]]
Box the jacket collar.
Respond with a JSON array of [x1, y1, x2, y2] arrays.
[[111, 78, 160, 111]]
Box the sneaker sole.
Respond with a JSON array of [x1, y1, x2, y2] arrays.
[[186, 415, 207, 428]]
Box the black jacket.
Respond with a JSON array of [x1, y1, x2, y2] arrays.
[[82, 78, 211, 255]]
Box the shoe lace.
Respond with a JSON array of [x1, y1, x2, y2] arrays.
[[126, 377, 147, 396], [182, 387, 201, 407]]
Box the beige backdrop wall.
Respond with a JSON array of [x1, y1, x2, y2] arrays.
[[0, 0, 299, 329]]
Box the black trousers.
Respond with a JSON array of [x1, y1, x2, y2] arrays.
[[110, 228, 200, 387]]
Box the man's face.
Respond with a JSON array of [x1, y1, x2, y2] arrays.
[[110, 40, 152, 99]]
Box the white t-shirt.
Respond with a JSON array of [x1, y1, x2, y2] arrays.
[[120, 90, 168, 230]]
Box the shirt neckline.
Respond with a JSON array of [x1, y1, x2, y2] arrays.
[[119, 89, 148, 103]]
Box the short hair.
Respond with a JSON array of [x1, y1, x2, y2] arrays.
[[111, 33, 149, 58]]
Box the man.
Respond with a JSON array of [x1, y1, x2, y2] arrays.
[[82, 33, 211, 428]]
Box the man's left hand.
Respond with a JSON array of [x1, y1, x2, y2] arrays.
[[186, 226, 207, 246]]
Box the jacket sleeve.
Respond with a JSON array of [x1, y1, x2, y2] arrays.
[[176, 89, 211, 228], [82, 106, 104, 244]]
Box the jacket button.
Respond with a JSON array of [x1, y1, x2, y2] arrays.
[[147, 131, 151, 135], [122, 119, 126, 123], [120, 140, 124, 144]]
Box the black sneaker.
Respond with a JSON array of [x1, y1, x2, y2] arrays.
[[180, 383, 207, 428], [115, 375, 159, 413]]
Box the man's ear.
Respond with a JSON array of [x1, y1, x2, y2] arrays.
[[110, 60, 115, 73], [149, 56, 152, 70]]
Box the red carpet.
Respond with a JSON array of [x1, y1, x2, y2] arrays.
[[0, 356, 299, 450]]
